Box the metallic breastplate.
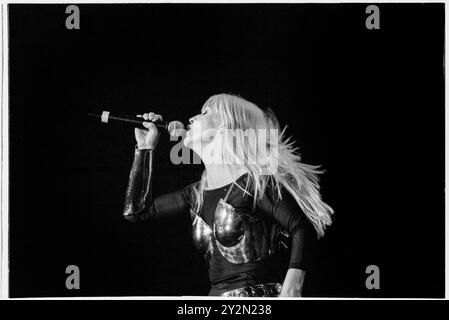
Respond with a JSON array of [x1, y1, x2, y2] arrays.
[[190, 198, 287, 265]]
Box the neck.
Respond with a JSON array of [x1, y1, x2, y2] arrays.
[[204, 163, 247, 190]]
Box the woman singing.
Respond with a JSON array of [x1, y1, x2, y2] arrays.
[[123, 93, 333, 297]]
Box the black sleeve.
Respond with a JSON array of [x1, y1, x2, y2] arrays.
[[257, 185, 313, 271], [122, 147, 192, 222]]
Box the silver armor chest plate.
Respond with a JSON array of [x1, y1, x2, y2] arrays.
[[190, 196, 287, 265]]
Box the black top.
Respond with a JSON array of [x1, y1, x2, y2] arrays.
[[200, 175, 312, 285], [123, 149, 313, 288]]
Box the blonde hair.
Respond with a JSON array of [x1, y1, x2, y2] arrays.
[[192, 93, 334, 237]]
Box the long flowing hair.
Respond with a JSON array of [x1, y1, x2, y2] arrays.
[[192, 93, 334, 237]]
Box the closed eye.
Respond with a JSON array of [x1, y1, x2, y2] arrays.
[[201, 107, 210, 115]]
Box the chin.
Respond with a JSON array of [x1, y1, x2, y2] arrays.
[[183, 137, 191, 148]]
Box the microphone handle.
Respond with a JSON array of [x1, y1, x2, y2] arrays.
[[88, 112, 169, 130]]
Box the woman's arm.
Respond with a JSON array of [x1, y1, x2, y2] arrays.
[[123, 147, 191, 222], [279, 225, 308, 297], [258, 186, 313, 297], [279, 268, 306, 297], [123, 112, 192, 222]]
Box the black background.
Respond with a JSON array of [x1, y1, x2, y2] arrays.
[[8, 4, 444, 297]]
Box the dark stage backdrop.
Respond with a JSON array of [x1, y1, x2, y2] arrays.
[[8, 4, 444, 297]]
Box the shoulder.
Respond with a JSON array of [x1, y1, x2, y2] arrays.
[[232, 174, 285, 198], [257, 178, 303, 213], [231, 175, 286, 208]]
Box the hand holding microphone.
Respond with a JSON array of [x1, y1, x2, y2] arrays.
[[88, 110, 185, 150], [135, 112, 162, 150]]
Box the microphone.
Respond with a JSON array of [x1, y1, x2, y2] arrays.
[[88, 111, 185, 135]]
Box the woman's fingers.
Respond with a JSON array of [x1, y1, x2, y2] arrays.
[[148, 113, 163, 121], [139, 113, 163, 122], [142, 121, 157, 131]]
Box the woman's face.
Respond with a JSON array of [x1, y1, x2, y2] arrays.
[[183, 104, 222, 150]]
